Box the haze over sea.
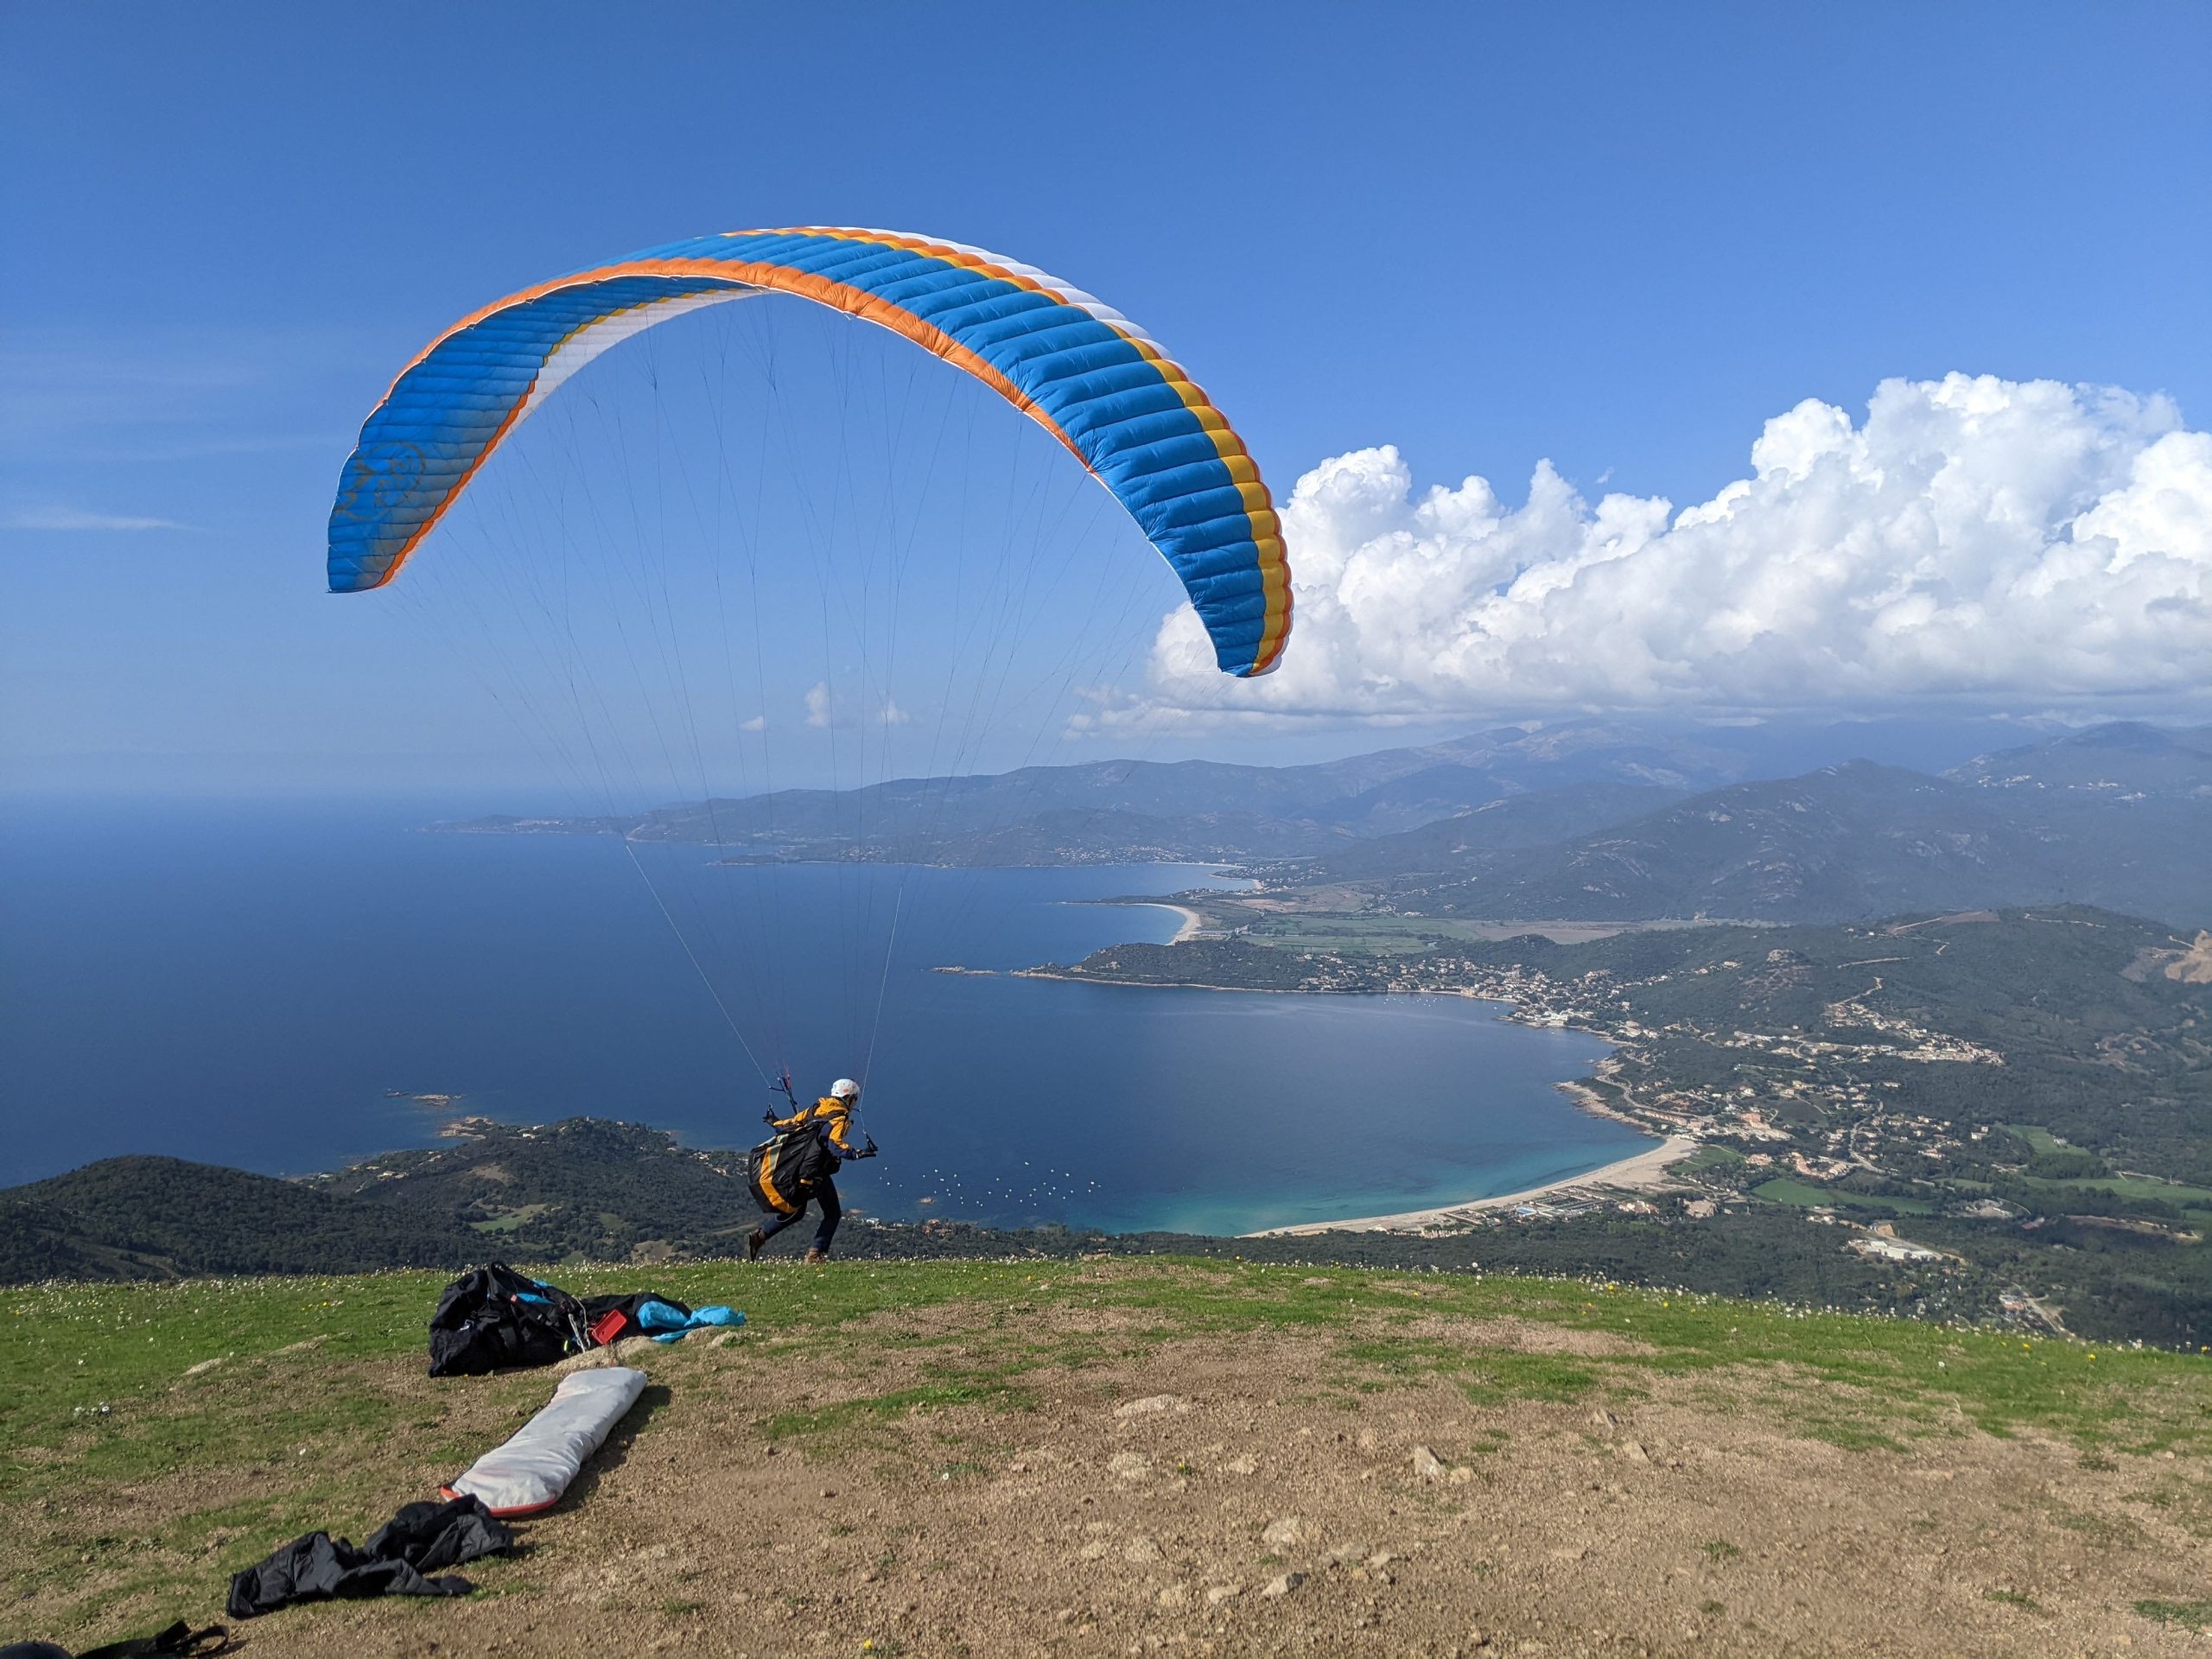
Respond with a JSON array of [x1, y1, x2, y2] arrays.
[[0, 797, 1643, 1235]]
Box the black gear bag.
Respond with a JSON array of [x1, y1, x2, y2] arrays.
[[426, 1263, 591, 1377]]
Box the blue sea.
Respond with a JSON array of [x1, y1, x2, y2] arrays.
[[0, 798, 1644, 1234]]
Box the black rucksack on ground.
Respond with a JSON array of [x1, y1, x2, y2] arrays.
[[746, 1126, 833, 1217], [426, 1263, 590, 1377]]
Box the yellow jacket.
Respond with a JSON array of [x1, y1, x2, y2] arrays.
[[772, 1096, 862, 1158]]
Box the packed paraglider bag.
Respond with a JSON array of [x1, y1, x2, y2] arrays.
[[425, 1262, 592, 1377], [442, 1365, 649, 1516]]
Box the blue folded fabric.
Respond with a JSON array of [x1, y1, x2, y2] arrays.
[[635, 1300, 744, 1343]]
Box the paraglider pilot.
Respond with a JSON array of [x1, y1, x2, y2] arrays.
[[748, 1078, 874, 1264]]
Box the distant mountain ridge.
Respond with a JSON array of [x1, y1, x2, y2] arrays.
[[1949, 720, 2212, 795], [1355, 726, 2212, 926], [443, 719, 2212, 927], [440, 721, 1762, 862], [1305, 781, 1690, 878]]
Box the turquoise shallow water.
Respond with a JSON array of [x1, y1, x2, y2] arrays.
[[0, 798, 1644, 1232]]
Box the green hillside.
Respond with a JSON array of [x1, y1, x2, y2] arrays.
[[0, 1122, 755, 1282], [0, 1155, 480, 1281]]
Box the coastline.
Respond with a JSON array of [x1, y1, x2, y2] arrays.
[[1073, 898, 1205, 944], [1018, 954, 1684, 1239], [1554, 1074, 1647, 1130], [1243, 1133, 1700, 1237], [1153, 903, 1203, 944], [1014, 969, 1306, 992]]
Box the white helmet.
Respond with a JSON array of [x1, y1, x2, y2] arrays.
[[830, 1078, 861, 1102]]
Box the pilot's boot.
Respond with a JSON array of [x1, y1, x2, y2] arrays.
[[747, 1228, 766, 1262], [804, 1248, 828, 1265]]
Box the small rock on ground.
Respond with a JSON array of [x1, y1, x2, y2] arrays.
[[1114, 1394, 1188, 1418]]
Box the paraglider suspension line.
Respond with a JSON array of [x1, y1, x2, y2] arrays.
[[622, 837, 772, 1085], [861, 881, 904, 1098]]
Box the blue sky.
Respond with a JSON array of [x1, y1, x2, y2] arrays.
[[3, 3, 2208, 796]]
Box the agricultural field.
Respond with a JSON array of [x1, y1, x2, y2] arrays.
[[1750, 1178, 1938, 1216]]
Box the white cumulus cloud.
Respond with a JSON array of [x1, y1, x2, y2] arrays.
[[800, 684, 914, 731], [1134, 374, 2212, 722], [3, 505, 188, 532]]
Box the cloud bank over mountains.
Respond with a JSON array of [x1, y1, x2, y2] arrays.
[[1137, 374, 2211, 723]]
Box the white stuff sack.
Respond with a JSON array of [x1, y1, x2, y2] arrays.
[[443, 1366, 648, 1517]]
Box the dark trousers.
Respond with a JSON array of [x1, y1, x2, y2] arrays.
[[758, 1174, 841, 1255]]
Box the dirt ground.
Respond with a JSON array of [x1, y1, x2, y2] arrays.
[[35, 1275, 2209, 1659]]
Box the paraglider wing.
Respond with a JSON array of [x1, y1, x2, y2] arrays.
[[327, 228, 1291, 677]]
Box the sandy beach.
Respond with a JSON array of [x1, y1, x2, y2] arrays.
[[1244, 1133, 1700, 1237], [1131, 901, 1203, 943]]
